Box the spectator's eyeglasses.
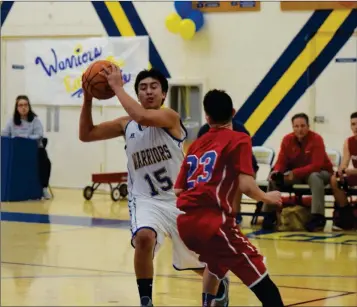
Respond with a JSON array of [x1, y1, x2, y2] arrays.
[[17, 103, 29, 108]]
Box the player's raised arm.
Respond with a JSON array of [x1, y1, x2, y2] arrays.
[[101, 64, 180, 129], [79, 90, 130, 142]]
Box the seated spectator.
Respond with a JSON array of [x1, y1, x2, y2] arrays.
[[262, 113, 333, 232], [2, 95, 52, 199], [330, 112, 357, 230], [197, 117, 259, 225]]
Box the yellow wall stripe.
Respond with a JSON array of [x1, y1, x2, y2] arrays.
[[244, 9, 352, 135], [105, 1, 152, 69], [105, 1, 136, 37]]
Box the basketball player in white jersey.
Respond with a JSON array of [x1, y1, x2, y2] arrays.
[[79, 65, 229, 307]]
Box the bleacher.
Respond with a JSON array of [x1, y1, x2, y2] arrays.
[[241, 146, 357, 223]]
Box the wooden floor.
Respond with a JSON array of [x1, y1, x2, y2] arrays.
[[1, 189, 356, 306]]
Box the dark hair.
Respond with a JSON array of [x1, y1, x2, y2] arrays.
[[291, 112, 309, 125], [13, 95, 37, 126], [203, 89, 233, 124], [351, 112, 357, 119], [134, 68, 168, 95]]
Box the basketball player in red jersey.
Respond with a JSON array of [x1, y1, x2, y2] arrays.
[[174, 89, 285, 307], [330, 112, 357, 230]]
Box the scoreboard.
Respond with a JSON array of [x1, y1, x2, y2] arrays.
[[192, 1, 261, 12]]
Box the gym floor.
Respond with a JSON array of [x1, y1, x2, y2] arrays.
[[1, 189, 356, 306]]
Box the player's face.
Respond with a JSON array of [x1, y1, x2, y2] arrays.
[[292, 117, 309, 140], [350, 118, 357, 136], [137, 77, 166, 110], [17, 99, 30, 117]]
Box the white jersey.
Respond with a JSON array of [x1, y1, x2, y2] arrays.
[[124, 120, 187, 202]]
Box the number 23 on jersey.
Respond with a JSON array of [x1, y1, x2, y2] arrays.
[[186, 150, 217, 189]]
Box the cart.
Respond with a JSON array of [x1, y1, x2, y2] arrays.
[[83, 172, 128, 202]]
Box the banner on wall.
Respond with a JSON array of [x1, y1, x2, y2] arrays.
[[24, 36, 149, 106], [281, 1, 357, 11]]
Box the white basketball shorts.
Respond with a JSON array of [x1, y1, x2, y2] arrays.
[[128, 196, 205, 271]]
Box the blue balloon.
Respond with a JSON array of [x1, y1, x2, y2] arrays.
[[174, 1, 193, 19], [188, 10, 204, 32]]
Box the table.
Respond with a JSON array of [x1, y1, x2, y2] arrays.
[[1, 136, 43, 201]]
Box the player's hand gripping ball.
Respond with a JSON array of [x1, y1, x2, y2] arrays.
[[99, 63, 124, 89], [82, 60, 116, 100]]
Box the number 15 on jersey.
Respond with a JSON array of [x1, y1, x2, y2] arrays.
[[144, 167, 173, 196]]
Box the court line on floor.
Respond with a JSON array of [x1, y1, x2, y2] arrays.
[[5, 273, 353, 281], [2, 274, 355, 307], [173, 274, 357, 294], [3, 261, 356, 279], [287, 292, 355, 306], [37, 226, 91, 234], [247, 235, 357, 245], [1, 261, 121, 274], [2, 211, 356, 245], [0, 211, 130, 229], [271, 274, 357, 278], [2, 261, 356, 294], [1, 274, 124, 280]]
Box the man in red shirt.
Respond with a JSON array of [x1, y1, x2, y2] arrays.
[[263, 113, 333, 232], [330, 112, 357, 230], [174, 90, 285, 307]]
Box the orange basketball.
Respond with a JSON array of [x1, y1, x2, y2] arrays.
[[82, 60, 115, 100]]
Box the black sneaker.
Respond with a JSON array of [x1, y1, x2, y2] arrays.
[[214, 276, 229, 307], [305, 214, 326, 232], [262, 211, 277, 230], [332, 205, 355, 230], [141, 296, 153, 307]]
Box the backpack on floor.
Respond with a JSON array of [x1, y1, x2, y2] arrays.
[[276, 196, 311, 231]]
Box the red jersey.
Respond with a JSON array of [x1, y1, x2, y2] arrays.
[[347, 136, 357, 168], [273, 131, 333, 179], [175, 127, 254, 217]]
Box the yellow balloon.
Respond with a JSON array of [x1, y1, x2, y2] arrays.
[[165, 12, 182, 34], [179, 19, 196, 40]]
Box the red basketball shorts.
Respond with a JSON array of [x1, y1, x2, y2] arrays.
[[177, 210, 268, 288]]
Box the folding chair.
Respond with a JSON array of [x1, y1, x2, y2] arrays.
[[253, 146, 275, 192], [250, 146, 275, 224]]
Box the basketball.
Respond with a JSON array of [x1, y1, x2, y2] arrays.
[[82, 60, 115, 100]]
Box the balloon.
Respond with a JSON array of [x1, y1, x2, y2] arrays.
[[165, 12, 182, 34], [174, 1, 193, 19], [179, 19, 196, 40], [188, 9, 204, 32]]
